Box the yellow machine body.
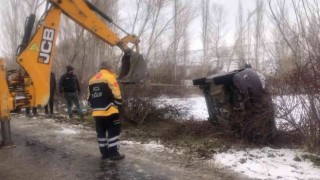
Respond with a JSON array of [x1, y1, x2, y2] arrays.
[[17, 7, 61, 108], [0, 59, 14, 121], [0, 0, 146, 121]]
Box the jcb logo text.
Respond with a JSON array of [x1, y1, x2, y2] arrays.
[[38, 28, 55, 64]]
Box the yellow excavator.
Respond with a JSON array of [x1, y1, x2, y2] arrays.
[[0, 0, 147, 148]]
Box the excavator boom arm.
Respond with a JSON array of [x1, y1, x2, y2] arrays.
[[1, 0, 145, 114], [50, 0, 139, 52]]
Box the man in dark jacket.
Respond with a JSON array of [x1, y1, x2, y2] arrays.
[[45, 72, 56, 116], [59, 66, 83, 119]]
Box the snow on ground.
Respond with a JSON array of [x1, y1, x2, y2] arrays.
[[272, 95, 314, 130], [54, 127, 77, 135], [273, 95, 306, 121], [162, 96, 320, 179], [158, 96, 209, 120], [213, 147, 320, 180], [121, 141, 165, 152]]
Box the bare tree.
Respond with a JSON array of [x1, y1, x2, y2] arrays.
[[199, 1, 229, 75], [208, 3, 227, 70], [201, 0, 210, 74], [268, 0, 320, 153], [172, 0, 195, 82], [173, 0, 179, 81], [124, 0, 195, 83], [234, 1, 246, 68], [253, 0, 265, 71], [267, 0, 291, 73], [0, 0, 32, 67]]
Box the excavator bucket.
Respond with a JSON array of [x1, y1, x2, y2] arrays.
[[118, 52, 147, 83]]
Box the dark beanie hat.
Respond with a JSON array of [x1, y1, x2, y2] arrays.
[[66, 65, 74, 72]]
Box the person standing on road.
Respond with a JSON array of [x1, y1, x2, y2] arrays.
[[88, 61, 125, 161], [26, 107, 37, 117], [59, 65, 83, 119], [45, 72, 56, 117]]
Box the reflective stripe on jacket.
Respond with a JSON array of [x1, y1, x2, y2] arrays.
[[88, 69, 122, 117]]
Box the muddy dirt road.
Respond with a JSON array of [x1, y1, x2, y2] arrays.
[[0, 115, 249, 180]]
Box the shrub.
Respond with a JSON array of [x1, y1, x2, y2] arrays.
[[121, 84, 186, 125], [270, 61, 320, 153]]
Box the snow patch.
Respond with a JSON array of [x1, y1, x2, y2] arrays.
[[273, 95, 310, 129], [121, 141, 165, 152], [55, 127, 77, 135], [43, 118, 55, 123], [159, 96, 208, 120], [213, 147, 320, 180], [141, 141, 165, 151]]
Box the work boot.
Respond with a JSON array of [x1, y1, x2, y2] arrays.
[[109, 151, 125, 161], [101, 153, 109, 160], [68, 114, 73, 120], [79, 114, 84, 121], [100, 147, 109, 160]]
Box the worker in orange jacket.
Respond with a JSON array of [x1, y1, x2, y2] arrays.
[[88, 61, 125, 161]]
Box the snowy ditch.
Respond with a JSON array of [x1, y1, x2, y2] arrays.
[[119, 140, 320, 179], [160, 96, 320, 179]]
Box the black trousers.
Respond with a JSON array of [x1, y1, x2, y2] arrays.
[[94, 114, 121, 156], [45, 92, 54, 115], [26, 107, 37, 115]]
